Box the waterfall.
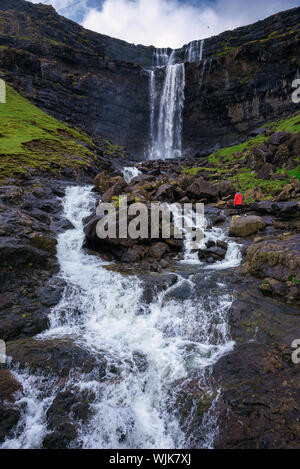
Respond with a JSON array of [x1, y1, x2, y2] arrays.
[[1, 185, 241, 449], [122, 166, 141, 183], [185, 39, 204, 63], [148, 50, 185, 160], [148, 40, 205, 160]]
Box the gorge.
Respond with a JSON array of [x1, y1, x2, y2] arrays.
[[0, 0, 300, 451]]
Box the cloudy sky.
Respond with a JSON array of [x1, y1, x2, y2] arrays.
[[31, 0, 300, 47]]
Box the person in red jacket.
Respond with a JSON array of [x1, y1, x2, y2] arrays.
[[234, 191, 243, 215]]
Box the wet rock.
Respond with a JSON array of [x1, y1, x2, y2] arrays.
[[6, 338, 104, 378], [214, 290, 300, 449], [246, 234, 300, 302], [198, 241, 227, 262], [148, 242, 169, 260], [163, 281, 193, 301], [43, 387, 94, 449], [0, 370, 23, 442], [251, 201, 300, 219], [141, 273, 177, 303], [121, 245, 148, 263], [229, 215, 265, 237]]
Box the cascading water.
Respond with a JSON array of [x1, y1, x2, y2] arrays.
[[148, 50, 185, 160], [148, 39, 205, 161], [122, 166, 141, 184], [1, 185, 241, 449], [185, 39, 204, 63]]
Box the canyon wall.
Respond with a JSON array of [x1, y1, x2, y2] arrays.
[[0, 0, 299, 158]]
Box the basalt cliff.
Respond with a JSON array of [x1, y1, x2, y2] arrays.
[[0, 0, 299, 156]]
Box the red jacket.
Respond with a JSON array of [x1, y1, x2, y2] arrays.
[[234, 193, 243, 207]]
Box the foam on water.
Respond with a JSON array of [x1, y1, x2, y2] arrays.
[[1, 186, 240, 449], [122, 167, 141, 184]]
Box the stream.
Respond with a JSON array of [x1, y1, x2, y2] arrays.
[[1, 185, 241, 449]]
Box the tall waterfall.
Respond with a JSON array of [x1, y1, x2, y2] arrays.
[[148, 50, 185, 160], [148, 40, 204, 161]]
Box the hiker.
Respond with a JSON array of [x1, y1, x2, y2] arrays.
[[234, 191, 243, 215]]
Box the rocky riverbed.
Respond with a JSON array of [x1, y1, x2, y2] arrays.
[[0, 147, 299, 448], [0, 0, 299, 450]]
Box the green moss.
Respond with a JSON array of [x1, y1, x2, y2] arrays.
[[208, 134, 268, 165], [291, 276, 299, 285], [231, 168, 287, 196], [207, 112, 300, 168], [182, 166, 227, 176], [0, 84, 99, 181], [264, 112, 300, 134]]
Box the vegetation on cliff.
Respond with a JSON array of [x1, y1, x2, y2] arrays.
[[183, 111, 300, 202], [0, 84, 126, 182]]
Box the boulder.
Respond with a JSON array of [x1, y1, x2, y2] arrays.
[[148, 242, 169, 260], [268, 131, 290, 146], [94, 171, 111, 193], [229, 215, 265, 237], [257, 163, 274, 180], [216, 181, 236, 199], [198, 242, 227, 262], [187, 179, 217, 201], [155, 184, 174, 201]]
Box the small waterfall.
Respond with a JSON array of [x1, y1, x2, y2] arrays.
[[153, 48, 170, 67], [122, 166, 141, 184], [1, 186, 241, 449], [185, 39, 204, 63], [148, 50, 185, 160]]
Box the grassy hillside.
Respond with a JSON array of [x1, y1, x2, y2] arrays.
[[0, 84, 124, 182], [183, 112, 300, 201]]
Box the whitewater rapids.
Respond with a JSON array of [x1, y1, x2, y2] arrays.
[[1, 185, 240, 449]]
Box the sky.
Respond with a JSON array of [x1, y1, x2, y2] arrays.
[[31, 0, 300, 48]]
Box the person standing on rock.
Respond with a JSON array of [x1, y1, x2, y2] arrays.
[[234, 191, 243, 216]]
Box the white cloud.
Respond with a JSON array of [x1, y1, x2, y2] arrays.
[[82, 0, 299, 48]]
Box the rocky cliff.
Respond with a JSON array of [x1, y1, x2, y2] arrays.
[[184, 8, 300, 155], [0, 0, 299, 158]]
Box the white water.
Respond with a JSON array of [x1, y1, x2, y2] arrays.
[[147, 39, 206, 160], [148, 50, 185, 160], [185, 39, 204, 63], [122, 166, 141, 184], [2, 186, 241, 449], [169, 204, 242, 267]]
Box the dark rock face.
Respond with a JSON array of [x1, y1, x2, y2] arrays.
[[0, 177, 67, 342], [247, 234, 300, 302], [0, 369, 23, 443], [183, 8, 300, 155], [0, 0, 150, 156], [0, 1, 299, 157], [214, 289, 300, 449]]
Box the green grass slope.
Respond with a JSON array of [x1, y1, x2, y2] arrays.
[[0, 84, 109, 181], [183, 112, 300, 201]]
